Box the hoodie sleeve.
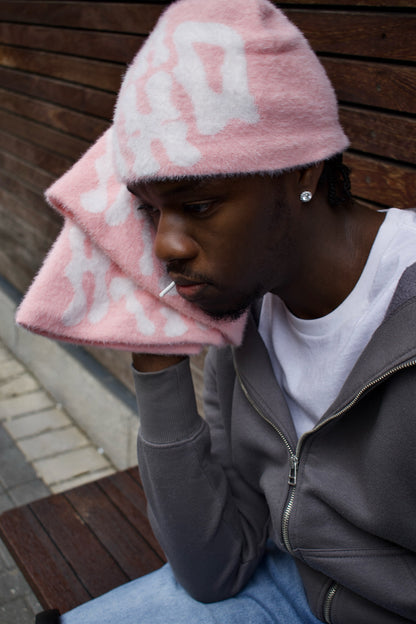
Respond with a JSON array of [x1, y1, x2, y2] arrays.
[[134, 351, 269, 603]]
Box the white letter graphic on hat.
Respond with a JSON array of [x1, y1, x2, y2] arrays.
[[173, 21, 259, 135]]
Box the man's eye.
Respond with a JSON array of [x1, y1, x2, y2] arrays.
[[138, 203, 159, 215], [184, 200, 215, 215]]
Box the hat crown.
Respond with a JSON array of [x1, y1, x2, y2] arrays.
[[113, 0, 349, 183]]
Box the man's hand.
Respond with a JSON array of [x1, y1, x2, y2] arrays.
[[132, 353, 187, 373]]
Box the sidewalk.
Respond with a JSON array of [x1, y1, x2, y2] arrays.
[[0, 339, 117, 623]]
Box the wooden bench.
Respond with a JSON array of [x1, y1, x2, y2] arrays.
[[0, 467, 166, 615]]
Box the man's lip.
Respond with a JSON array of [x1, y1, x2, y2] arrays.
[[169, 276, 210, 300], [169, 275, 208, 288]]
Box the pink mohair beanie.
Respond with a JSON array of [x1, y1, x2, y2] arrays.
[[16, 0, 349, 354]]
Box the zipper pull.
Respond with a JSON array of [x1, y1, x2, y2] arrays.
[[288, 455, 298, 486]]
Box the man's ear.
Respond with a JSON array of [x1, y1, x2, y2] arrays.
[[296, 162, 325, 197]]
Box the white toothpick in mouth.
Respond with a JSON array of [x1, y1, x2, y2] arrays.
[[159, 281, 176, 298]]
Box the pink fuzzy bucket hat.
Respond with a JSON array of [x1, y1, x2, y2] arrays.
[[114, 0, 349, 182], [16, 0, 349, 354]]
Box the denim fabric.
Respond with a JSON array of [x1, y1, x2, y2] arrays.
[[61, 544, 323, 624]]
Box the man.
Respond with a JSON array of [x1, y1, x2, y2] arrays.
[[34, 0, 416, 622]]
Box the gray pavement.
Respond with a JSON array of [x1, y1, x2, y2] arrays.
[[0, 339, 117, 623]]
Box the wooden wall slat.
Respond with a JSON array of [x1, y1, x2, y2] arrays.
[[323, 58, 416, 114], [0, 149, 55, 192], [0, 109, 89, 160], [0, 44, 123, 92], [0, 131, 72, 177], [0, 88, 108, 141], [286, 10, 416, 61], [0, 2, 164, 33], [340, 107, 416, 164], [0, 23, 142, 64], [345, 153, 416, 207], [0, 67, 115, 119]]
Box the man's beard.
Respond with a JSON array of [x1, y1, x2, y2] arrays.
[[202, 287, 264, 321]]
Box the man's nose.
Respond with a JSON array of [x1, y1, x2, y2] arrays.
[[153, 212, 198, 263]]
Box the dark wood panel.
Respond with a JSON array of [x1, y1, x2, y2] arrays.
[[0, 67, 115, 119], [323, 58, 416, 114], [0, 2, 165, 33], [0, 149, 55, 192], [99, 470, 165, 560], [0, 130, 72, 177], [0, 193, 60, 289], [340, 107, 416, 165], [0, 505, 91, 612], [0, 109, 89, 160], [287, 10, 416, 61], [0, 44, 123, 91], [0, 23, 142, 64], [0, 182, 61, 291], [0, 89, 108, 141], [67, 481, 164, 578], [31, 494, 129, 598], [346, 153, 416, 208]]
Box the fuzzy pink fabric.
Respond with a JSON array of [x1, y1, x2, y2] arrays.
[[16, 0, 349, 354]]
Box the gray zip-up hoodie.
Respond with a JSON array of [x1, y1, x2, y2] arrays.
[[135, 262, 416, 624]]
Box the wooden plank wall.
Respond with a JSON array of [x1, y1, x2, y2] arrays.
[[0, 1, 415, 392]]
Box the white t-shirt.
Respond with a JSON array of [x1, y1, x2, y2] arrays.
[[259, 208, 416, 439]]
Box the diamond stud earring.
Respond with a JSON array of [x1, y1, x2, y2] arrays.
[[300, 191, 313, 203]]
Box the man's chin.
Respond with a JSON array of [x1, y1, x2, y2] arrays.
[[199, 301, 251, 322]]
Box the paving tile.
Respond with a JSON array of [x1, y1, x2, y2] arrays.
[[0, 391, 54, 420], [0, 347, 13, 363], [0, 596, 35, 624], [8, 479, 50, 506], [0, 425, 13, 451], [0, 359, 25, 381], [50, 466, 116, 493], [0, 493, 14, 514], [33, 446, 110, 485], [4, 408, 71, 439], [0, 373, 39, 399], [0, 446, 37, 489], [0, 567, 33, 603], [24, 592, 43, 618], [0, 539, 15, 571], [25, 594, 43, 616], [17, 427, 89, 462]]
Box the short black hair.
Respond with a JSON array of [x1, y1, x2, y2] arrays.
[[321, 153, 353, 209]]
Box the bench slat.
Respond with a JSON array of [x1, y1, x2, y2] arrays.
[[66, 480, 164, 579], [0, 469, 165, 613], [0, 504, 91, 612]]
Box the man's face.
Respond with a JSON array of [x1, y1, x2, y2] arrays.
[[128, 173, 300, 319]]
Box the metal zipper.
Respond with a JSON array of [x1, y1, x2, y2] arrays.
[[323, 582, 339, 623], [233, 354, 298, 553], [310, 358, 416, 435], [233, 354, 416, 560]]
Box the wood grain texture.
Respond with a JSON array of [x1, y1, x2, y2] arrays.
[[286, 10, 416, 61], [345, 153, 416, 208], [340, 107, 416, 165], [0, 505, 92, 612], [0, 1, 165, 33], [0, 469, 165, 612]]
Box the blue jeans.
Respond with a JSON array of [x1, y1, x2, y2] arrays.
[[61, 543, 323, 623]]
